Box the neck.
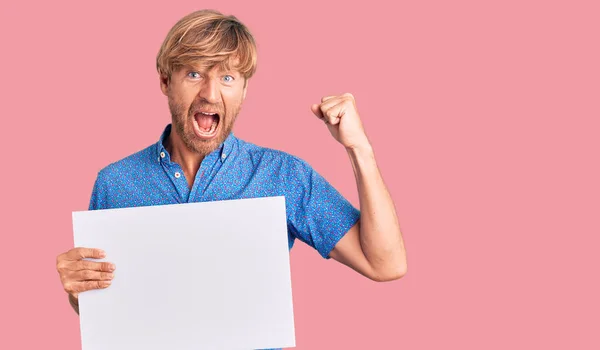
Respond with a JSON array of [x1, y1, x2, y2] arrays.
[[164, 131, 204, 183]]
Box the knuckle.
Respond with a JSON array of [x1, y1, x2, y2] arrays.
[[73, 261, 83, 270], [102, 262, 113, 271], [63, 282, 75, 293], [58, 272, 67, 283], [81, 261, 92, 270], [83, 281, 96, 291], [92, 261, 102, 270], [71, 247, 83, 259], [82, 270, 94, 280], [78, 247, 91, 259], [56, 261, 67, 272]]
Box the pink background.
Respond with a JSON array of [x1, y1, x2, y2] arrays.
[[1, 0, 598, 349]]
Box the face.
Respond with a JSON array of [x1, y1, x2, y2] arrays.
[[160, 62, 248, 155]]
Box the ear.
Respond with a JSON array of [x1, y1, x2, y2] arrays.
[[160, 74, 170, 96]]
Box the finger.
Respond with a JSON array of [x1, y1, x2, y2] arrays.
[[65, 247, 106, 261], [321, 95, 337, 103], [313, 96, 344, 119], [64, 280, 112, 294], [319, 96, 344, 114], [321, 103, 344, 125], [71, 260, 116, 272], [320, 99, 346, 122], [311, 104, 325, 119], [72, 270, 115, 281]]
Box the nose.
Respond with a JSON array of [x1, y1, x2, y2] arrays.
[[198, 77, 220, 104]]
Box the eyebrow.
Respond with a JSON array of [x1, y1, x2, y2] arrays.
[[185, 65, 240, 77]]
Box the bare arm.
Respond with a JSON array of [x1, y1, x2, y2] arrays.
[[329, 144, 407, 281], [311, 93, 407, 282]]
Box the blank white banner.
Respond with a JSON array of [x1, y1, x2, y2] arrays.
[[72, 196, 295, 350]]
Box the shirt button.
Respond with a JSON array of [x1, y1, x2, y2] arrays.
[[160, 152, 166, 158], [174, 172, 181, 178], [221, 153, 227, 159]]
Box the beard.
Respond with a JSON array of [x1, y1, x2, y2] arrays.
[[169, 97, 241, 156]]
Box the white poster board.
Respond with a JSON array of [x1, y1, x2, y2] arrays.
[[72, 196, 295, 350]]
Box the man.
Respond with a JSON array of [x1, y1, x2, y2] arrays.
[[56, 8, 407, 344]]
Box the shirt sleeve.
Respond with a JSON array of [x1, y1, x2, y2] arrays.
[[88, 170, 108, 211], [285, 157, 360, 259]]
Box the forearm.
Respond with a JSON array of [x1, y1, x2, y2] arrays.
[[347, 143, 407, 278]]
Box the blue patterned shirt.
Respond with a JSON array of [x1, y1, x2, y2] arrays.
[[88, 124, 360, 349]]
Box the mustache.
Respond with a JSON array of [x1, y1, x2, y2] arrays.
[[189, 102, 223, 115]]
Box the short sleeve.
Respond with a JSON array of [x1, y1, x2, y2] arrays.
[[285, 157, 360, 259], [88, 170, 108, 211]]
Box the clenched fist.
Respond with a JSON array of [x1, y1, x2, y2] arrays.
[[56, 247, 115, 309], [311, 93, 370, 150]]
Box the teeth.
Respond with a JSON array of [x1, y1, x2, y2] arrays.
[[200, 112, 216, 115]]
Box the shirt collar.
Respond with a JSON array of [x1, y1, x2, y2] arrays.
[[156, 124, 236, 164]]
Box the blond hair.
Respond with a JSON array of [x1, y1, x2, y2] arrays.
[[156, 9, 258, 81]]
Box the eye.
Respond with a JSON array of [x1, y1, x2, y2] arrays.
[[223, 75, 234, 83], [187, 72, 201, 79]]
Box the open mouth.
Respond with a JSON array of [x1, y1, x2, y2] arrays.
[[193, 111, 220, 139]]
